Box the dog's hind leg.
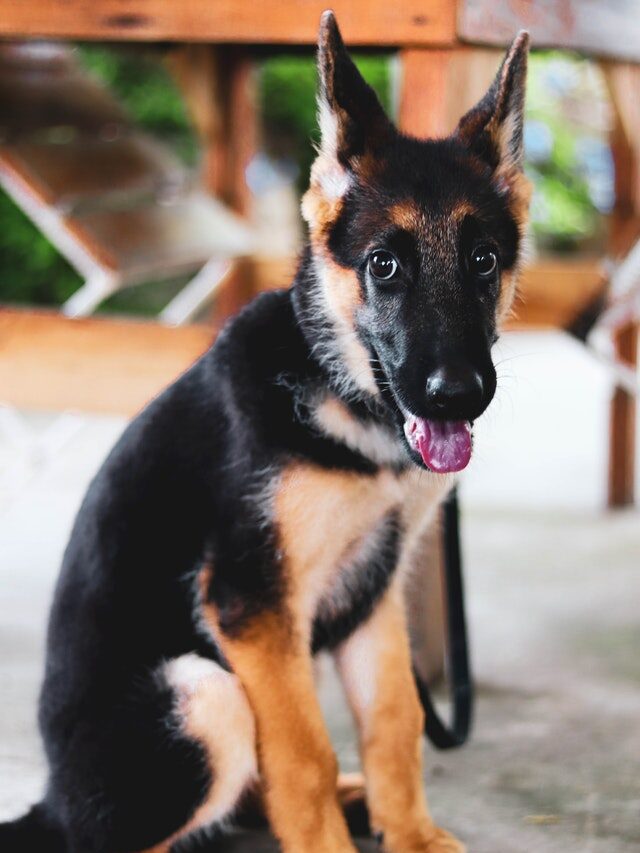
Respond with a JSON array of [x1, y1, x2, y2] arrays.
[[47, 654, 257, 853], [152, 654, 258, 850]]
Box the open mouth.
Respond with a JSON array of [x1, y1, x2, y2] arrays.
[[403, 416, 472, 474]]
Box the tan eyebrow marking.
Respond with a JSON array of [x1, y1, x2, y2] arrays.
[[388, 199, 422, 231], [389, 199, 477, 233]]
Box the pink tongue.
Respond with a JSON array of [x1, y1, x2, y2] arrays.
[[404, 417, 472, 473]]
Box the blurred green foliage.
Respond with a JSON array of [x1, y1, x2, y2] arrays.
[[261, 53, 391, 190], [0, 191, 81, 304], [525, 52, 608, 251], [0, 45, 197, 309], [0, 46, 609, 310], [78, 46, 197, 164]]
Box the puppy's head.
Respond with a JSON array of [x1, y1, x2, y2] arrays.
[[300, 11, 531, 474]]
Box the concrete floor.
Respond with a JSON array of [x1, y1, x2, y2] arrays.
[[1, 331, 639, 851]]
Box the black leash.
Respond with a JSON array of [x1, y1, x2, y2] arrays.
[[414, 487, 473, 749]]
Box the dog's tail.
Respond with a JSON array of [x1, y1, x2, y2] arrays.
[[0, 802, 66, 852]]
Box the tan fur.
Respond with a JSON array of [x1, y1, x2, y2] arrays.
[[389, 199, 475, 233], [208, 608, 357, 853], [497, 268, 518, 326], [336, 582, 465, 853], [303, 139, 380, 397], [313, 250, 380, 396], [193, 456, 451, 852], [301, 153, 379, 396], [274, 462, 404, 625], [389, 199, 422, 232], [302, 154, 348, 237], [496, 170, 532, 326], [498, 167, 533, 232], [275, 455, 451, 627], [234, 772, 367, 826]]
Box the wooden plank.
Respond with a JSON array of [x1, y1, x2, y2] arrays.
[[608, 324, 638, 507], [604, 63, 640, 506], [458, 0, 640, 63], [506, 258, 606, 330], [0, 0, 456, 46], [0, 309, 211, 416]]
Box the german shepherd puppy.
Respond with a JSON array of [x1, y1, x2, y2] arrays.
[[1, 12, 530, 853]]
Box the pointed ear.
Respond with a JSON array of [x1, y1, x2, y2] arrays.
[[455, 31, 529, 173], [316, 10, 393, 167]]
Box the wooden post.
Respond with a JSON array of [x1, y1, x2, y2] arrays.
[[168, 44, 258, 323], [609, 325, 638, 506], [399, 46, 501, 138], [605, 63, 640, 507], [167, 44, 257, 213]]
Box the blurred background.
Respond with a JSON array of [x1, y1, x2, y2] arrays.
[[1, 43, 636, 503], [0, 4, 639, 852]]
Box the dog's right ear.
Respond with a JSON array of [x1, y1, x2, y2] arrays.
[[316, 11, 393, 172], [455, 31, 529, 175]]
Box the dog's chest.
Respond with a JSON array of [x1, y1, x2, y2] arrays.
[[273, 461, 450, 641]]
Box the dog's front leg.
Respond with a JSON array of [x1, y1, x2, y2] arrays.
[[218, 610, 358, 853], [335, 582, 465, 853]]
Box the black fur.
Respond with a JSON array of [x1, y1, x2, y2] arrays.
[[2, 288, 399, 852]]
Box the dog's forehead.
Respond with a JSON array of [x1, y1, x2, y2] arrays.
[[387, 198, 474, 234], [352, 139, 500, 235], [344, 180, 493, 254]]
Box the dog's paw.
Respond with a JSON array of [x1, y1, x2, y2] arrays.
[[423, 827, 466, 853], [379, 827, 465, 853]]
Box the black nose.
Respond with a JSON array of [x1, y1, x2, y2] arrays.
[[425, 364, 484, 418]]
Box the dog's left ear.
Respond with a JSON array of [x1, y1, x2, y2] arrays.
[[316, 10, 393, 168], [455, 31, 529, 174]]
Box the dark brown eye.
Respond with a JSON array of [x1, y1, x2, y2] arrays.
[[470, 245, 498, 277], [368, 250, 398, 281]]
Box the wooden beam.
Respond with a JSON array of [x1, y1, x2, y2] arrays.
[[458, 0, 640, 63], [0, 0, 456, 46], [506, 258, 606, 331], [604, 63, 640, 506], [608, 324, 638, 507], [0, 309, 211, 416], [168, 44, 258, 327], [168, 45, 257, 214], [399, 46, 500, 138]]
